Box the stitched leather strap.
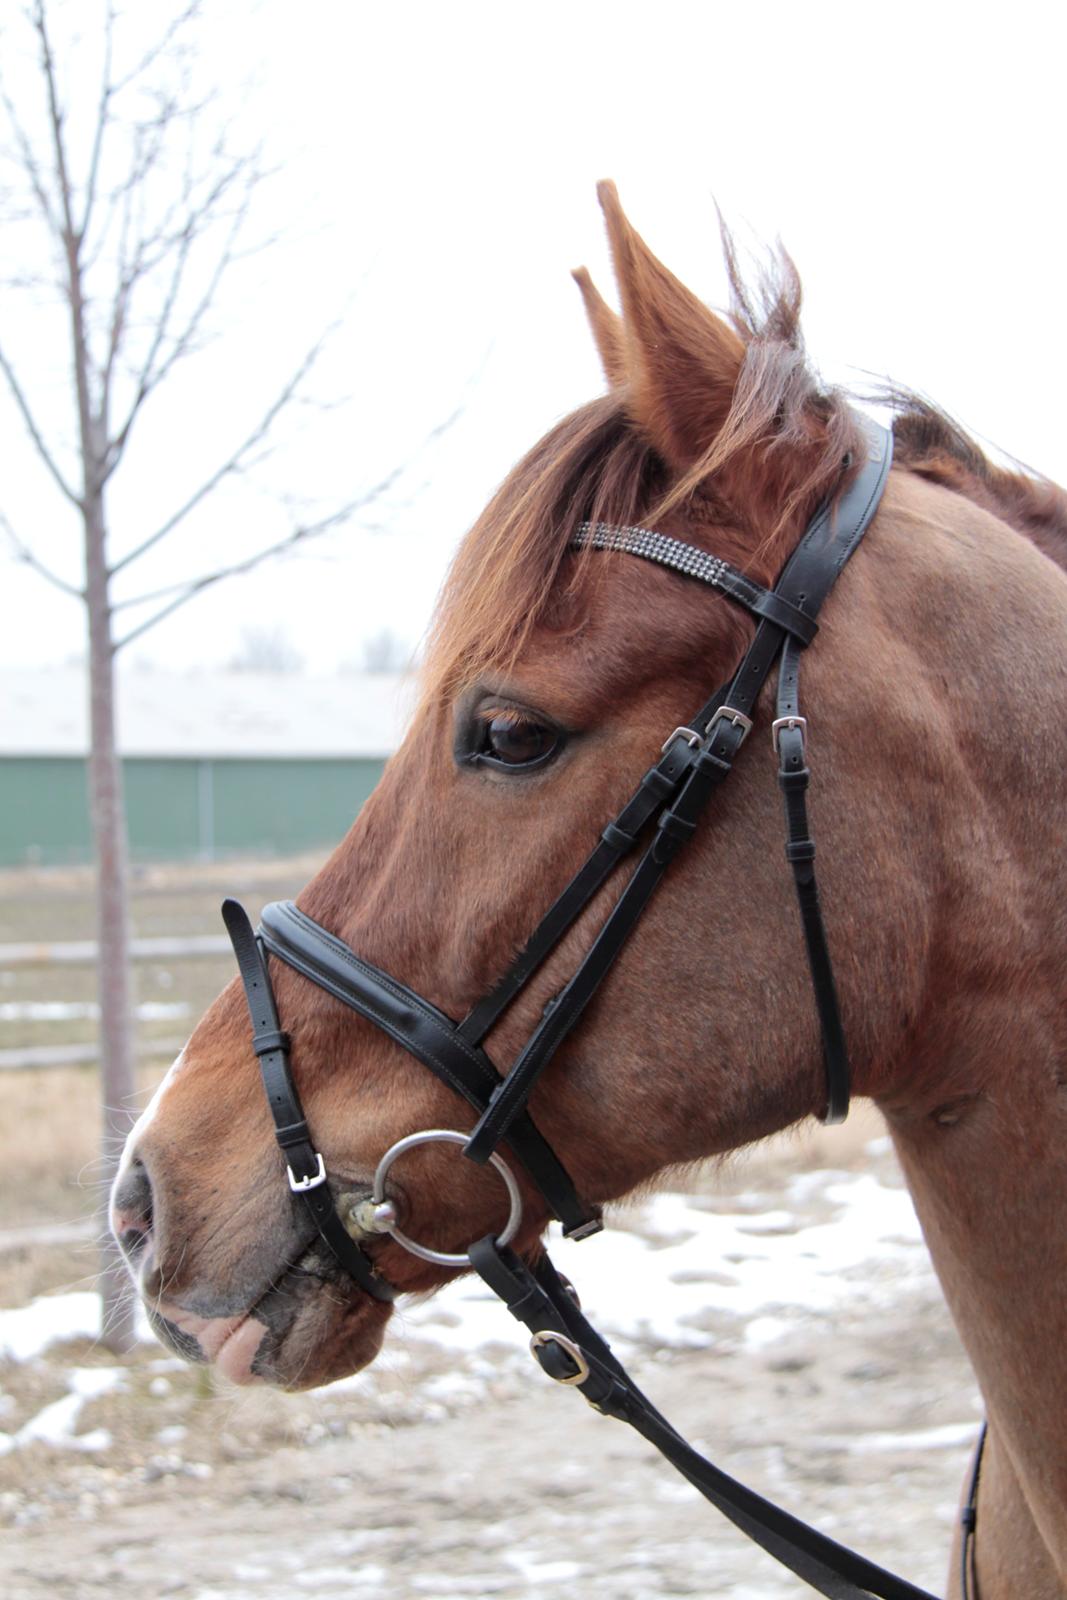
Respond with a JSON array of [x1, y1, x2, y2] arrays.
[[470, 1236, 937, 1600], [457, 734, 702, 1046], [257, 900, 600, 1239], [221, 899, 396, 1301], [463, 720, 748, 1164], [574, 521, 819, 643], [464, 426, 892, 1161], [776, 637, 850, 1121]]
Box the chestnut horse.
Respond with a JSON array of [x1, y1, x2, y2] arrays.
[[112, 185, 1067, 1598]]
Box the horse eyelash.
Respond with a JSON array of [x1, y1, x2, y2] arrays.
[[474, 705, 532, 728]]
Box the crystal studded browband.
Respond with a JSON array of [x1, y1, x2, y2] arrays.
[[573, 521, 730, 587], [571, 521, 819, 645]]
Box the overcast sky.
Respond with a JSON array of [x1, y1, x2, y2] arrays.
[[2, 0, 1065, 676]]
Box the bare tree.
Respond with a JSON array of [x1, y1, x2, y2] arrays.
[[0, 2, 439, 1347], [228, 624, 305, 674]]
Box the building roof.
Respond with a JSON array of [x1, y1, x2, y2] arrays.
[[0, 667, 413, 759]]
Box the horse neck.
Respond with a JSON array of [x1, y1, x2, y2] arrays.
[[887, 1076, 1067, 1589], [865, 474, 1067, 1591]]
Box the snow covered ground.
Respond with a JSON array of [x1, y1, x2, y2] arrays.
[[0, 1157, 956, 1459]]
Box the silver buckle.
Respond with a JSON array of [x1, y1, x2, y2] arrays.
[[661, 726, 702, 755], [529, 1330, 591, 1386], [771, 715, 808, 756], [288, 1152, 327, 1192], [705, 705, 753, 745]]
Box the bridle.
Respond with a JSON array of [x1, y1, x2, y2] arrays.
[[221, 417, 984, 1599]]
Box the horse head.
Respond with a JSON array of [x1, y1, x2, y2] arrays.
[[109, 191, 1067, 1600]]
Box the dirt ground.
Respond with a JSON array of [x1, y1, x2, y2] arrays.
[[1, 1118, 978, 1600], [0, 865, 978, 1599]]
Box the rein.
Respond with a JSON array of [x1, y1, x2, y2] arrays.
[[220, 419, 982, 1596]]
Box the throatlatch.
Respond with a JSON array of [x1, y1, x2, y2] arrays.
[[219, 419, 977, 1600]]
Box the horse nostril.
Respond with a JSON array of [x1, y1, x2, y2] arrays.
[[111, 1157, 154, 1254]]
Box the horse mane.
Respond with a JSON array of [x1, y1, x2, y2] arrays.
[[423, 245, 864, 706], [890, 395, 1067, 572]]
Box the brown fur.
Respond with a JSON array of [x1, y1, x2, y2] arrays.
[[114, 189, 1067, 1596], [571, 264, 627, 387]]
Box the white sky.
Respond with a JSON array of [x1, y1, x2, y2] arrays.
[[2, 0, 1065, 675]]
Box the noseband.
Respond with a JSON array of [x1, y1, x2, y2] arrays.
[[220, 422, 981, 1597]]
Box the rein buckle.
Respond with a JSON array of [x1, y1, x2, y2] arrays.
[[529, 1329, 591, 1387]]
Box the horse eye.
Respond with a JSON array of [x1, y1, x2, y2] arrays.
[[479, 710, 558, 767]]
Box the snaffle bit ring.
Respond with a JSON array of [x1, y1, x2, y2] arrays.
[[368, 1128, 523, 1267]]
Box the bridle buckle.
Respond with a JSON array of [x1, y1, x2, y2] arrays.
[[287, 1152, 327, 1192], [661, 726, 702, 755], [771, 715, 808, 756], [706, 705, 753, 745]]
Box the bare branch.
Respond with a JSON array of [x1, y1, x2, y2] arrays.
[[0, 507, 83, 598], [0, 337, 82, 506], [78, 0, 115, 242], [34, 0, 79, 251], [0, 69, 59, 235], [109, 2, 202, 99], [112, 502, 365, 652], [98, 172, 136, 417], [108, 329, 333, 575], [112, 395, 467, 650], [104, 152, 258, 469]]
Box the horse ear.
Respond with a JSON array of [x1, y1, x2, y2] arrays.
[[571, 266, 627, 389], [597, 180, 746, 470]]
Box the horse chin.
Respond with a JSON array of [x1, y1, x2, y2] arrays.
[[146, 1247, 393, 1391]]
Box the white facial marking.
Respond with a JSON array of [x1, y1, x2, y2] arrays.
[[116, 1045, 186, 1180]]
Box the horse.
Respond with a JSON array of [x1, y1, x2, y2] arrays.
[[111, 183, 1067, 1598]]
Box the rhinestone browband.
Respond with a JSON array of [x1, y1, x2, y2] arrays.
[[573, 521, 730, 588]]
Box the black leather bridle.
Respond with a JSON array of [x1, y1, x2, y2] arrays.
[[220, 419, 984, 1598]]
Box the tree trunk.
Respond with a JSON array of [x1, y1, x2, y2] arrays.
[[84, 490, 137, 1353]]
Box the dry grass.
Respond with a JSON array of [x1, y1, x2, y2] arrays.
[[0, 854, 891, 1275], [0, 855, 325, 1309]]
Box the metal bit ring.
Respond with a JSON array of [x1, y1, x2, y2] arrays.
[[370, 1128, 523, 1267]]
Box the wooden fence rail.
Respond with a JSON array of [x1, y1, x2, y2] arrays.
[[0, 934, 231, 967], [0, 1037, 186, 1071]]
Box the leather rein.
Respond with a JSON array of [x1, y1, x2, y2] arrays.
[[221, 419, 983, 1598]]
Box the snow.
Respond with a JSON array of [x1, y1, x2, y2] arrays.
[[0, 1168, 951, 1464], [830, 1421, 981, 1455], [0, 1171, 926, 1372], [0, 1365, 124, 1455], [0, 1289, 150, 1362], [0, 1292, 103, 1362], [400, 1170, 927, 1359]]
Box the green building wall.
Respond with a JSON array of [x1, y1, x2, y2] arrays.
[[0, 755, 386, 866]]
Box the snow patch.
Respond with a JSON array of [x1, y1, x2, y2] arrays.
[[0, 1365, 124, 1455], [0, 1290, 151, 1361]]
